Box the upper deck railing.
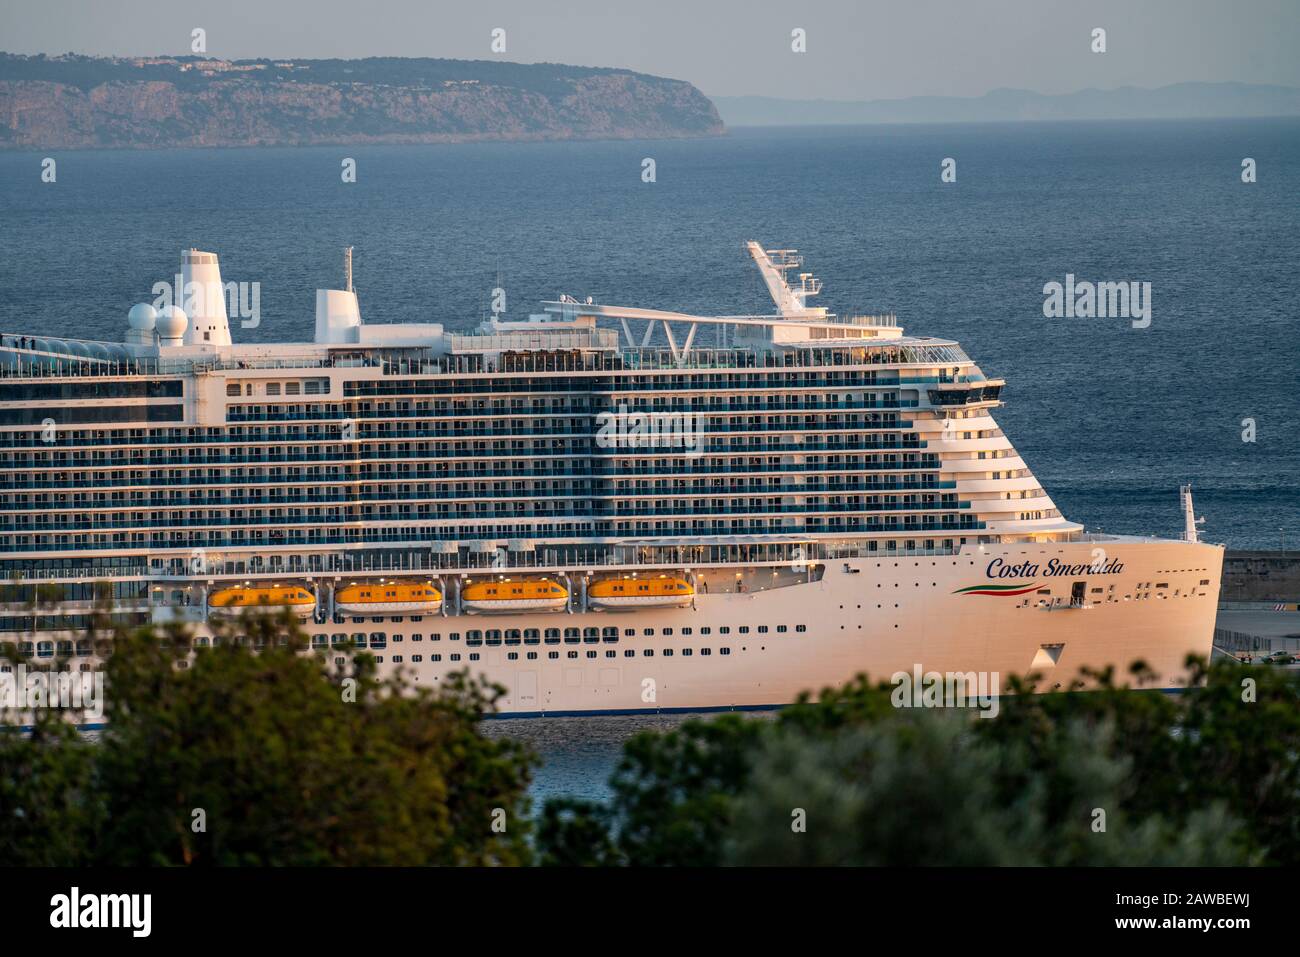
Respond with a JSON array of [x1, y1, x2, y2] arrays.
[[0, 340, 970, 381]]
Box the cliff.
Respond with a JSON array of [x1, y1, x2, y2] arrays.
[[0, 53, 725, 149]]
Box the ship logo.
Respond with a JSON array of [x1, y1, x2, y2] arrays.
[[952, 582, 1041, 597]]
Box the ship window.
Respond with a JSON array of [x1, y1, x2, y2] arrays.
[[431, 654, 442, 662], [226, 383, 241, 397], [602, 627, 618, 642], [391, 656, 402, 664], [682, 649, 693, 656], [776, 625, 787, 633], [662, 628, 673, 636], [624, 650, 635, 657], [448, 632, 460, 641], [739, 626, 750, 634], [469, 654, 480, 661], [548, 652, 559, 659], [411, 634, 423, 642], [507, 653, 519, 661], [643, 628, 654, 636], [505, 629, 521, 645], [663, 649, 674, 657], [391, 635, 403, 643], [681, 627, 692, 636], [486, 629, 502, 645], [796, 625, 807, 633], [721, 648, 731, 655], [700, 627, 711, 635], [450, 654, 460, 662], [544, 628, 561, 645], [758, 626, 769, 634], [624, 628, 635, 637], [643, 649, 654, 656], [564, 628, 580, 644], [583, 627, 600, 643], [524, 629, 541, 645], [412, 655, 422, 663], [567, 651, 578, 659], [701, 648, 711, 656], [266, 383, 281, 396], [349, 633, 365, 648], [719, 626, 730, 634], [369, 633, 386, 649], [605, 651, 616, 658]]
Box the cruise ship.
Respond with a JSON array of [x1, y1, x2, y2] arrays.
[[0, 243, 1223, 718]]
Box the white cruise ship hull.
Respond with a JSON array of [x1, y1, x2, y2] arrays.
[[376, 538, 1221, 716]]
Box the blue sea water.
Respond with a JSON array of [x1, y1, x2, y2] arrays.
[[4, 121, 1298, 799]]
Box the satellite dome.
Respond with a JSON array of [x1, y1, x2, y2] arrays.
[[128, 303, 158, 331], [156, 305, 188, 339]]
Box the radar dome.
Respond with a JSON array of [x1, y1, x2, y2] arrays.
[[128, 303, 158, 331], [156, 305, 188, 339]]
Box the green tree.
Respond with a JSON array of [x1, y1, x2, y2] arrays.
[[0, 610, 537, 866], [538, 658, 1293, 867]]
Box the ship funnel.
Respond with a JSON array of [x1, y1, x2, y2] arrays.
[[315, 246, 363, 344], [180, 249, 233, 346]]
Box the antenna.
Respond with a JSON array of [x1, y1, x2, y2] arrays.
[[344, 246, 354, 293]]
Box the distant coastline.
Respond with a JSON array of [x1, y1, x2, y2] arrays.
[[712, 82, 1300, 126], [0, 52, 725, 150]]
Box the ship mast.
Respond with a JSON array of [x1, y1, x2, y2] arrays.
[[745, 241, 825, 318], [1180, 484, 1204, 543]]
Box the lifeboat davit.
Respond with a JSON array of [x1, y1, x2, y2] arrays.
[[461, 579, 569, 614], [588, 575, 694, 610], [208, 584, 316, 618], [335, 581, 443, 615]]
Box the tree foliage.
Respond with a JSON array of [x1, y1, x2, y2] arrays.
[[0, 611, 536, 866], [538, 658, 1297, 866]]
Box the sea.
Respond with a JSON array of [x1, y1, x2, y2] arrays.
[[2, 120, 1297, 801]]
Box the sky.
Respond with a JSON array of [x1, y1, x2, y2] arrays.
[[2, 0, 1298, 101]]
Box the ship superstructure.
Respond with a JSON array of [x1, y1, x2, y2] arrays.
[[0, 244, 1223, 718]]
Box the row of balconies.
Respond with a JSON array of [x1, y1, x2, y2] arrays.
[[0, 516, 987, 553], [1, 479, 963, 511], [0, 498, 973, 532]]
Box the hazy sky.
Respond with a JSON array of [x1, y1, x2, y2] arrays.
[[3, 0, 1298, 100]]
